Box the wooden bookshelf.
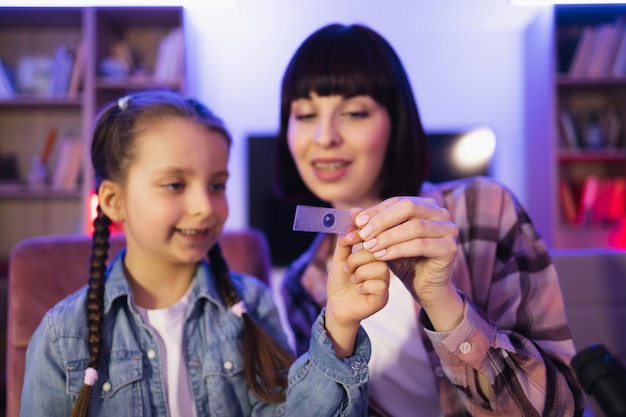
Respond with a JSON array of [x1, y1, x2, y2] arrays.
[[0, 6, 186, 259], [553, 5, 626, 249]]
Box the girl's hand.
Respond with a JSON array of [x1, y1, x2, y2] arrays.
[[324, 213, 390, 356], [344, 197, 463, 332]]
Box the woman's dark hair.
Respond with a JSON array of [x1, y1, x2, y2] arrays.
[[275, 23, 430, 202], [71, 90, 293, 417]]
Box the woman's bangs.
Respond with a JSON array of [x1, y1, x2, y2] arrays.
[[288, 47, 385, 101]]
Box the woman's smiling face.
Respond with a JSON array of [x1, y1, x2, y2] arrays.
[[287, 93, 391, 209]]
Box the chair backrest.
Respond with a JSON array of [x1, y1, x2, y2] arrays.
[[550, 248, 626, 363], [550, 247, 626, 416], [6, 229, 271, 417]]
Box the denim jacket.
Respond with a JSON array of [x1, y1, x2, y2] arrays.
[[21, 250, 371, 417]]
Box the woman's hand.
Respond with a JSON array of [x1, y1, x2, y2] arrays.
[[343, 197, 463, 332], [324, 214, 390, 357]]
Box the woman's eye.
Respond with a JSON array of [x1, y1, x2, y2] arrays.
[[294, 113, 315, 121], [344, 111, 369, 119]]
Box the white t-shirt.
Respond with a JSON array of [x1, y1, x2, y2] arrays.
[[137, 287, 196, 417], [360, 274, 443, 417]]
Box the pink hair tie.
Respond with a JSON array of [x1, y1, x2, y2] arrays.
[[231, 301, 247, 318], [84, 367, 99, 386]]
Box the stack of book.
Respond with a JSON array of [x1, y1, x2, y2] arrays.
[[569, 19, 626, 78], [560, 176, 626, 225]]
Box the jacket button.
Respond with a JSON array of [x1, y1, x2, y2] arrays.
[[459, 342, 472, 354], [147, 349, 157, 359], [350, 361, 361, 370], [102, 382, 112, 392], [224, 360, 233, 370]]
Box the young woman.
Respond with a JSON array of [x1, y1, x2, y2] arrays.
[[276, 23, 587, 417], [20, 90, 390, 417]]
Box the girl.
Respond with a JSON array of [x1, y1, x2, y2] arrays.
[[276, 24, 588, 416], [21, 90, 390, 416]]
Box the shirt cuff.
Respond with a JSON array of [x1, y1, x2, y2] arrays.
[[420, 292, 507, 383], [306, 308, 370, 386]]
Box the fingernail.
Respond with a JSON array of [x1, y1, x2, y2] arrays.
[[355, 214, 369, 227], [363, 238, 377, 250], [359, 224, 373, 239], [374, 249, 387, 258]]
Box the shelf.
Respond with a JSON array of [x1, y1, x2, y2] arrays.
[[0, 6, 185, 271], [557, 76, 626, 87], [552, 5, 626, 249], [0, 96, 83, 108], [0, 185, 81, 200], [559, 149, 626, 162], [96, 76, 184, 91], [555, 222, 618, 248]]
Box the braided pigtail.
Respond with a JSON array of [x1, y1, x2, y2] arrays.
[[70, 205, 112, 417], [208, 243, 294, 403]]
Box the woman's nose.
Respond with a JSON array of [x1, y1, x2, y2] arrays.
[[314, 118, 341, 148]]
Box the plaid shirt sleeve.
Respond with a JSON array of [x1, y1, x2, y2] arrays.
[[420, 177, 587, 417]]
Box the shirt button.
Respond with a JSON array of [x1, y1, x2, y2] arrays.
[[147, 349, 157, 359], [224, 360, 233, 370], [102, 382, 112, 392], [459, 342, 472, 354], [350, 361, 361, 370]]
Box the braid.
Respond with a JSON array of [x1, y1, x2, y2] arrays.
[[70, 205, 111, 417], [208, 244, 294, 403]]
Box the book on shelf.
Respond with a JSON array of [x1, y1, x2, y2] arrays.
[[67, 39, 85, 98], [570, 176, 626, 225], [40, 126, 59, 166], [585, 22, 623, 78], [559, 179, 579, 224], [558, 107, 579, 149], [607, 177, 626, 220], [568, 19, 626, 79], [0, 58, 15, 99], [612, 26, 626, 77], [51, 136, 82, 192], [48, 45, 74, 98], [600, 108, 622, 149], [154, 27, 184, 83], [577, 175, 600, 224], [565, 107, 623, 150], [568, 26, 596, 78]]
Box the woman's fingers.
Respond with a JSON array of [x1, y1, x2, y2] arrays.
[[345, 197, 458, 260]]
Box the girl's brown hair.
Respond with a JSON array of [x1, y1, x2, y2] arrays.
[[71, 90, 293, 417]]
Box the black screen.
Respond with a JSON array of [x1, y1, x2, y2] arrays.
[[247, 131, 492, 266]]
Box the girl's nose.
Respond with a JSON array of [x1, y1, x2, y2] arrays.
[[188, 188, 212, 217]]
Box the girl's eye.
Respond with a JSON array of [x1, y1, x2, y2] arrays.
[[211, 182, 227, 192], [163, 182, 184, 191]]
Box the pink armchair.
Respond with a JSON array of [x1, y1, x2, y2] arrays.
[[6, 229, 272, 417]]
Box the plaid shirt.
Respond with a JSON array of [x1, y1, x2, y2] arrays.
[[281, 177, 587, 417]]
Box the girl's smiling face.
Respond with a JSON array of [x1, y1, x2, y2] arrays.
[[118, 117, 229, 273], [287, 93, 391, 209]]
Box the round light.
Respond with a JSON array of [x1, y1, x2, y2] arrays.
[[451, 127, 496, 173]]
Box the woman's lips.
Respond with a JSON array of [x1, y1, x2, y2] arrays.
[[311, 160, 351, 182]]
